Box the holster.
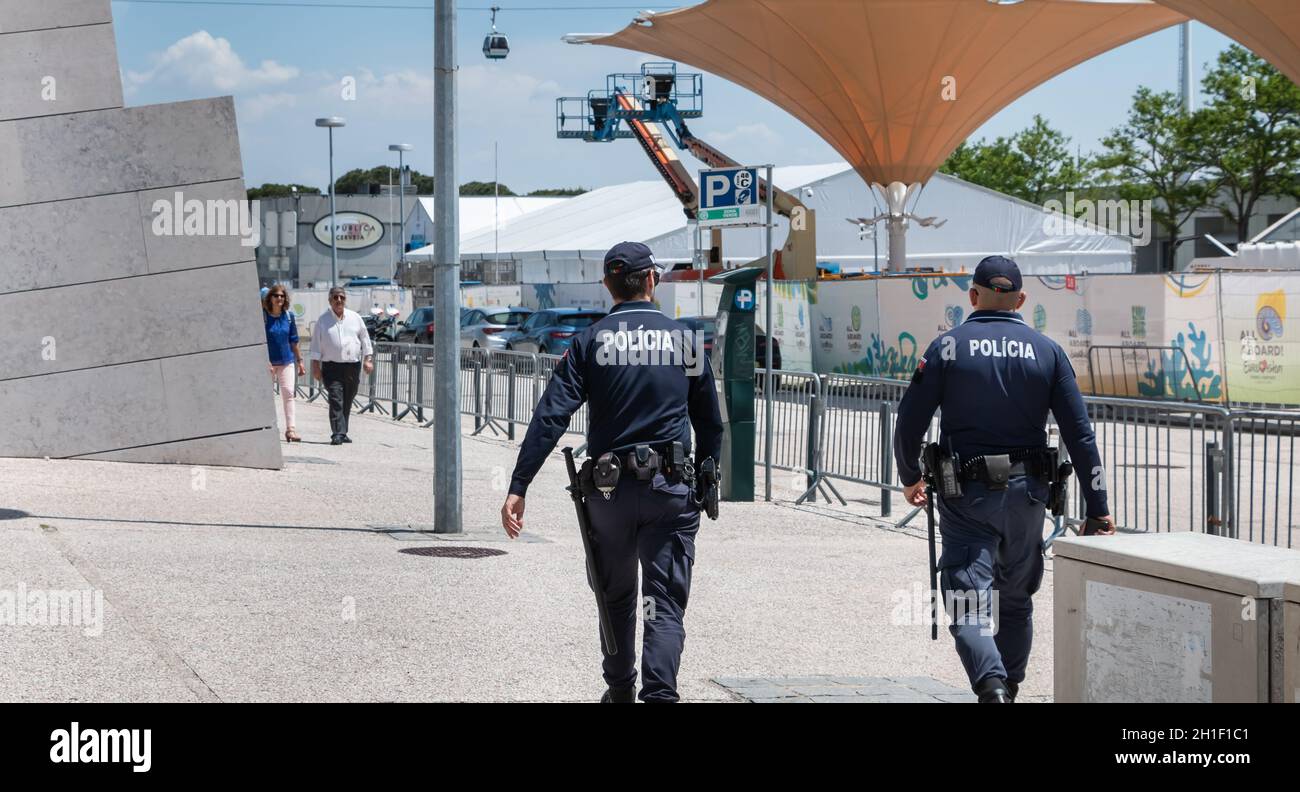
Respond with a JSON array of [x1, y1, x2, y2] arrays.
[[922, 443, 962, 500], [1048, 448, 1072, 517], [695, 457, 719, 521]]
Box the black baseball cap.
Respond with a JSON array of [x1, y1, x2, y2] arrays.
[[973, 255, 1022, 293], [603, 241, 657, 276]]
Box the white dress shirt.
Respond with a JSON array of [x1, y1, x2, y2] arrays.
[[310, 308, 374, 363]]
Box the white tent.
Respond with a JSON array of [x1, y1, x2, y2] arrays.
[[404, 195, 568, 251], [410, 163, 1135, 278], [646, 166, 1135, 275]]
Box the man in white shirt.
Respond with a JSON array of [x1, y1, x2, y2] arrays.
[[310, 287, 375, 445]]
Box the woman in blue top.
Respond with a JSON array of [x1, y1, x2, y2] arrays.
[[263, 285, 304, 441]]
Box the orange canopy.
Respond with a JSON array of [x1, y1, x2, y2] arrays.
[[1156, 0, 1300, 85], [579, 0, 1184, 186]]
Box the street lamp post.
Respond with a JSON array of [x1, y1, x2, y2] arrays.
[[316, 117, 346, 287], [389, 143, 413, 281]]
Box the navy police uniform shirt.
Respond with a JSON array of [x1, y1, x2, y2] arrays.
[[508, 300, 724, 497], [893, 309, 1109, 517]]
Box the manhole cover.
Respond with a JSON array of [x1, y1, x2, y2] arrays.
[[0, 509, 30, 521], [399, 546, 507, 559]]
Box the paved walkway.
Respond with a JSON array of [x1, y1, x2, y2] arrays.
[[0, 397, 1058, 702]]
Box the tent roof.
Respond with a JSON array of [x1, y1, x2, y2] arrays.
[[431, 163, 848, 259], [1155, 0, 1300, 85], [411, 196, 568, 236], [575, 0, 1183, 187], [422, 161, 1132, 273]]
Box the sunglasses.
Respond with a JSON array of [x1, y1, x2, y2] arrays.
[[330, 295, 346, 302]]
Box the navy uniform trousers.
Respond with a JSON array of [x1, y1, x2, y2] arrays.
[[934, 475, 1048, 690], [585, 470, 699, 703]]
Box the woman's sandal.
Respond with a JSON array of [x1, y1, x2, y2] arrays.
[[285, 428, 301, 442]]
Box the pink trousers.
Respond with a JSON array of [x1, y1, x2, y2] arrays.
[[271, 364, 296, 429]]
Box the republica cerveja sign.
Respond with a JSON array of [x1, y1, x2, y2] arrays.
[[313, 212, 385, 250]]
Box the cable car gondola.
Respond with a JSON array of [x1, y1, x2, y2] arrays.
[[482, 6, 509, 60]]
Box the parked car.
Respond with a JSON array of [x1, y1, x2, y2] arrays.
[[503, 308, 606, 355], [678, 315, 782, 390], [397, 306, 436, 345], [343, 277, 394, 288], [460, 306, 533, 350]]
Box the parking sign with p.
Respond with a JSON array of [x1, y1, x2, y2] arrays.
[[698, 166, 763, 227]]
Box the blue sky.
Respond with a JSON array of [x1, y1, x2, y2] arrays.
[[110, 0, 1240, 193]]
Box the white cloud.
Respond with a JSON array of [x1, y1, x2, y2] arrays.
[[126, 31, 299, 93], [708, 122, 782, 149], [239, 92, 300, 121]]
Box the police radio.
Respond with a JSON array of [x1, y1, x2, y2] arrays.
[[921, 443, 962, 500]]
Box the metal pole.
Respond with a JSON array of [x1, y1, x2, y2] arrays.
[[764, 163, 774, 502], [398, 148, 406, 272], [389, 143, 413, 281], [432, 0, 462, 534], [696, 220, 704, 317], [328, 126, 338, 288]]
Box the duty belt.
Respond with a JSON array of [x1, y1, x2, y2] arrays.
[[959, 448, 1055, 487], [579, 442, 694, 500]]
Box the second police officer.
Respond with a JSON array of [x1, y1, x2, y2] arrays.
[[893, 255, 1115, 703], [500, 241, 723, 703]]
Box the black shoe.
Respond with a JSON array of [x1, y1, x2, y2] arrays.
[[330, 436, 343, 446], [600, 685, 635, 703], [975, 676, 1012, 703], [1006, 680, 1019, 703], [342, 435, 352, 443]]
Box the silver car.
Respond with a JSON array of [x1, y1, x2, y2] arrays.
[[460, 306, 534, 350]]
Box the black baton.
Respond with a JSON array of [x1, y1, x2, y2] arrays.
[[925, 484, 939, 641], [563, 448, 618, 656]]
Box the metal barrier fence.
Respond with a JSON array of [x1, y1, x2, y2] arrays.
[[299, 341, 1296, 548]]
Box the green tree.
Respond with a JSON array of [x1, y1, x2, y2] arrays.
[[335, 166, 433, 195], [527, 187, 588, 197], [1196, 45, 1300, 243], [940, 136, 1025, 198], [1095, 88, 1216, 255], [459, 180, 517, 196], [939, 115, 1086, 204], [247, 183, 319, 200]]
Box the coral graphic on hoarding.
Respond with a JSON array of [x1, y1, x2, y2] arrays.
[[532, 283, 556, 310], [911, 275, 972, 300], [839, 332, 919, 378], [1138, 322, 1222, 400]]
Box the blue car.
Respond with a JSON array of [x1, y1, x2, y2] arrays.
[[503, 308, 606, 355]]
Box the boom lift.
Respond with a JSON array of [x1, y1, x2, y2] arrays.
[[557, 63, 817, 280]]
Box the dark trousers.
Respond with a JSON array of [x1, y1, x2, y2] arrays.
[[935, 476, 1048, 691], [585, 471, 699, 702], [321, 361, 362, 439]]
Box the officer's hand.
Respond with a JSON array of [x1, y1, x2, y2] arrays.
[[903, 481, 927, 507], [501, 494, 525, 538], [1091, 514, 1117, 536]]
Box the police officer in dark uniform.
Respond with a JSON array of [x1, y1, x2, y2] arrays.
[[894, 255, 1115, 703], [500, 241, 723, 703]]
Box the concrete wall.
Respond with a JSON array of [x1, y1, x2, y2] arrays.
[[0, 0, 281, 468]]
